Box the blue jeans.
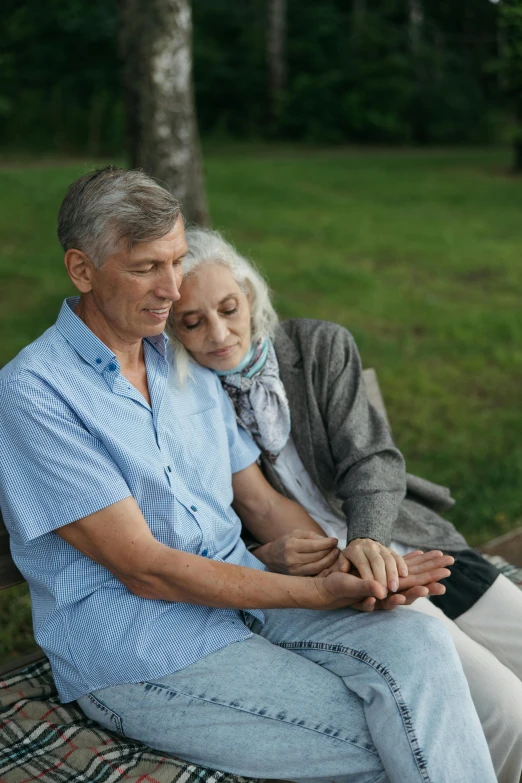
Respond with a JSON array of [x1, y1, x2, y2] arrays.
[[78, 607, 495, 783]]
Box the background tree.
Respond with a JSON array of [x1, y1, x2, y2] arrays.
[[119, 0, 208, 225], [0, 0, 510, 151], [496, 0, 522, 172], [267, 0, 287, 127], [408, 0, 426, 143]]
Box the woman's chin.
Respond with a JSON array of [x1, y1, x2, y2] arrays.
[[204, 346, 245, 372]]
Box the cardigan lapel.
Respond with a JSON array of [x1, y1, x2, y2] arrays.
[[273, 326, 324, 490]]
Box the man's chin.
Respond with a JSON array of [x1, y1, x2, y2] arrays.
[[139, 320, 168, 338]]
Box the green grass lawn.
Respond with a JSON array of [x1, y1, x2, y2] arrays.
[[1, 145, 521, 660]]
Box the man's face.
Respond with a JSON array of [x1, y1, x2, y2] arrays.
[[84, 217, 187, 345]]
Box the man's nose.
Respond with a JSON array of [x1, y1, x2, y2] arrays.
[[155, 266, 181, 301]]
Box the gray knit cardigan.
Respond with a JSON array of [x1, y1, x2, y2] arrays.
[[260, 319, 467, 552]]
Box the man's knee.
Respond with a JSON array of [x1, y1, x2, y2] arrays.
[[387, 609, 461, 671]]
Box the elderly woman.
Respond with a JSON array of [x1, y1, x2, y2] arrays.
[[170, 227, 522, 783]]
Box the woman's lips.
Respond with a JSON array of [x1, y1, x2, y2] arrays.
[[209, 345, 237, 358]]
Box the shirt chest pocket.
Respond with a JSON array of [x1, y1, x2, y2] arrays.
[[176, 402, 229, 483]]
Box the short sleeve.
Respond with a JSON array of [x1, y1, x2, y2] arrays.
[[0, 377, 131, 543], [214, 375, 260, 474]]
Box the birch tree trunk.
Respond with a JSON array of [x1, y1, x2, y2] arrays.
[[267, 0, 287, 124], [408, 0, 427, 143], [119, 0, 209, 226], [351, 0, 366, 43], [408, 0, 423, 58]]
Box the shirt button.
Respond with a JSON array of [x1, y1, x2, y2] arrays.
[[201, 549, 209, 557], [95, 358, 102, 364], [190, 505, 197, 512], [167, 466, 172, 473], [107, 363, 117, 372]]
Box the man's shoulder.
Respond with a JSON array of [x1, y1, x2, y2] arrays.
[[0, 325, 68, 389]]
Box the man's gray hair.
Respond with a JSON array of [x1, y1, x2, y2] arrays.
[[167, 228, 279, 383], [57, 166, 182, 268]]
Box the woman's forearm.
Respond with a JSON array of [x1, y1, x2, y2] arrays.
[[232, 463, 329, 544]]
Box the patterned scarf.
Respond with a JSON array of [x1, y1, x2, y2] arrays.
[[216, 338, 291, 462]]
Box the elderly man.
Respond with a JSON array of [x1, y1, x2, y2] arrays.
[[0, 167, 495, 782]]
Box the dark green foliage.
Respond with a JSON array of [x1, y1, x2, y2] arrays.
[[495, 0, 522, 169], [0, 0, 123, 153], [0, 0, 511, 151], [193, 0, 501, 144]]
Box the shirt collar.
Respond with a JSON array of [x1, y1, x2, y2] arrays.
[[56, 297, 168, 373]]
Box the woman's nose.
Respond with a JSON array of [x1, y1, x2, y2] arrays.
[[208, 317, 228, 343]]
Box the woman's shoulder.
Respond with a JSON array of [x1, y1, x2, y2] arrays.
[[276, 318, 355, 351]]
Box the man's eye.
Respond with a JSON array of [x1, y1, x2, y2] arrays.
[[134, 267, 154, 274]]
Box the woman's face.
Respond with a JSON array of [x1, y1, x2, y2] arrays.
[[172, 263, 252, 371]]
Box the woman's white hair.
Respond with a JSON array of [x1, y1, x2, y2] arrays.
[[167, 228, 279, 384]]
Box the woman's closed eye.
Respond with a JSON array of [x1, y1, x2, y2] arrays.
[[182, 307, 238, 331]]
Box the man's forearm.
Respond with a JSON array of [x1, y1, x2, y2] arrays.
[[128, 539, 322, 609], [55, 495, 382, 612]]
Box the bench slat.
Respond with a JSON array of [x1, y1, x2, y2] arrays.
[[0, 648, 46, 678], [0, 553, 24, 589], [479, 526, 522, 568]]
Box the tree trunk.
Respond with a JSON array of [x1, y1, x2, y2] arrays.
[[351, 0, 366, 43], [514, 98, 522, 174], [267, 0, 287, 124], [119, 0, 209, 226], [408, 0, 427, 143], [408, 0, 423, 56]]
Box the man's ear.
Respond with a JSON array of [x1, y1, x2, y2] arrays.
[[64, 249, 95, 293]]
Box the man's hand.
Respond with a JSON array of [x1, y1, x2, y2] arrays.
[[341, 538, 408, 593], [255, 530, 340, 575], [311, 571, 389, 610], [320, 549, 454, 612]]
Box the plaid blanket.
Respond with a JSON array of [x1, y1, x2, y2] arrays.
[[482, 553, 522, 587], [2, 559, 520, 783], [0, 659, 256, 783]]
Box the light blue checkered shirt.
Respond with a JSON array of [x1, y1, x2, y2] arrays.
[[0, 297, 264, 702]]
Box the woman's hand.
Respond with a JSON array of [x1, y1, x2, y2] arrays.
[[254, 530, 340, 576], [320, 549, 454, 612], [341, 538, 409, 593]]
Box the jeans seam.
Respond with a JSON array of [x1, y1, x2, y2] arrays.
[[140, 680, 379, 757], [276, 641, 432, 783], [85, 692, 124, 736]]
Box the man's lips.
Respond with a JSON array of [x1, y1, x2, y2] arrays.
[[143, 306, 171, 319]]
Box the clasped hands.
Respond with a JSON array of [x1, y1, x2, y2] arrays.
[[255, 531, 453, 612]]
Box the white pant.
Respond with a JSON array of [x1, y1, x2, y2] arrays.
[[407, 575, 522, 783]]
